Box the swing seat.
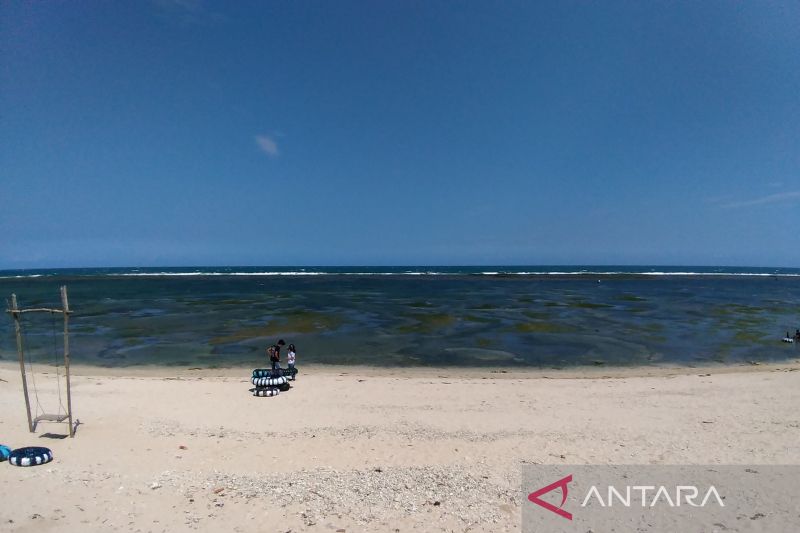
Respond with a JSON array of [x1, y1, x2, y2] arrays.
[[34, 413, 69, 423]]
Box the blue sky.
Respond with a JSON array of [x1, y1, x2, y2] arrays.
[[1, 1, 799, 268]]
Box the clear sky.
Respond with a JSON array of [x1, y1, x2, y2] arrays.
[[2, 1, 799, 268]]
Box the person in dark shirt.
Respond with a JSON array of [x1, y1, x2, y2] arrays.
[[269, 339, 286, 370]]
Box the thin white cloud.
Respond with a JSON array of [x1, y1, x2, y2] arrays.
[[151, 0, 225, 25], [153, 0, 203, 10], [722, 190, 800, 209], [255, 135, 280, 158]]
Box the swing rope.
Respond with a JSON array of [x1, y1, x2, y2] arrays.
[[19, 308, 67, 418], [21, 313, 45, 418]]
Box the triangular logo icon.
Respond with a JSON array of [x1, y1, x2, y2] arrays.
[[528, 474, 573, 520]]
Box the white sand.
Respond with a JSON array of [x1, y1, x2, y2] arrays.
[[0, 360, 799, 532]]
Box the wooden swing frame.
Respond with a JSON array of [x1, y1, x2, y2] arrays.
[[6, 286, 75, 437]]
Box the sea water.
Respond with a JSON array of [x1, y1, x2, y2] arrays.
[[1, 266, 799, 368]]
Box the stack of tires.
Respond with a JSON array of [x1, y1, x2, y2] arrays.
[[250, 367, 298, 397]]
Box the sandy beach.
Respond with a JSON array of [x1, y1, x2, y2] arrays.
[[5, 0, 800, 530], [1, 360, 799, 532]]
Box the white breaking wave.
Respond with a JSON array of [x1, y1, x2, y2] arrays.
[[118, 271, 326, 277], [2, 270, 799, 279], [106, 270, 800, 278]]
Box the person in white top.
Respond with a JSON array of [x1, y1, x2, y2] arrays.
[[287, 343, 297, 380]]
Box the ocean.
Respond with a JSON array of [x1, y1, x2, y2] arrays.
[[1, 266, 799, 368]]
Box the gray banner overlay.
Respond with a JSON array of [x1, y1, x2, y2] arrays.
[[522, 465, 800, 532]]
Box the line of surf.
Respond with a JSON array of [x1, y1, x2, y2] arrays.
[[3, 270, 799, 279]]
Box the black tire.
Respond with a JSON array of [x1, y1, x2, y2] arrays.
[[253, 388, 279, 397], [9, 446, 53, 467], [252, 368, 284, 378], [252, 376, 287, 387]]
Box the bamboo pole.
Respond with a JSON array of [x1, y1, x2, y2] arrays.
[[61, 286, 74, 438], [10, 294, 34, 432]]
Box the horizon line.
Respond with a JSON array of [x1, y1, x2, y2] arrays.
[[1, 263, 798, 272]]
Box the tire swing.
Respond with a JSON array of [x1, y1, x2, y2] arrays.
[[8, 446, 53, 467]]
